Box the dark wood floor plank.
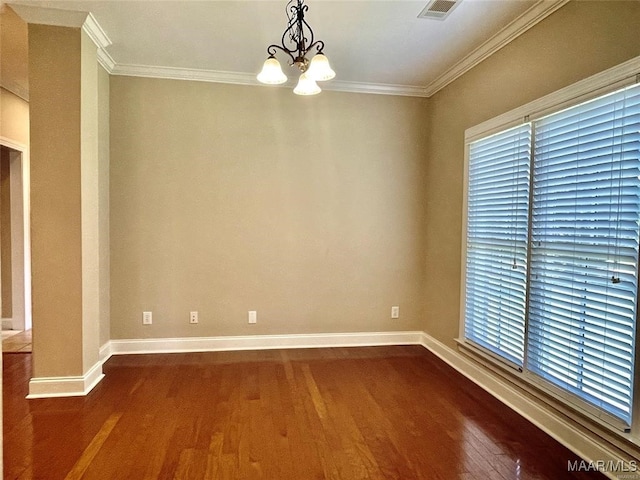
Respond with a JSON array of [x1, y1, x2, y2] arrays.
[[3, 347, 607, 479]]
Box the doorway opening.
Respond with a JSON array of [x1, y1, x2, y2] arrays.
[[0, 140, 32, 353]]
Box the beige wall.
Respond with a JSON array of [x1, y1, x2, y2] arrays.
[[98, 65, 110, 348], [13, 0, 640, 362], [30, 23, 104, 378], [110, 78, 428, 339], [424, 0, 640, 347], [0, 5, 28, 100], [29, 24, 88, 377], [0, 89, 29, 146]]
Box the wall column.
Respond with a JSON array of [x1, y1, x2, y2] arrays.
[[28, 22, 102, 396]]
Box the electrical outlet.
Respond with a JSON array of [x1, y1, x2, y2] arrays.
[[248, 310, 257, 324], [190, 311, 198, 324], [391, 306, 400, 319], [143, 311, 153, 325]]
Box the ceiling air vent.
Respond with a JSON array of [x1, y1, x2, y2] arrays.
[[418, 0, 461, 20]]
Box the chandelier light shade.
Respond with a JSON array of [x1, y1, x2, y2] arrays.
[[306, 53, 335, 82], [257, 0, 335, 95], [257, 57, 288, 84], [293, 73, 321, 96]]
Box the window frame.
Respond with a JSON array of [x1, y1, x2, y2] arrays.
[[460, 56, 640, 436]]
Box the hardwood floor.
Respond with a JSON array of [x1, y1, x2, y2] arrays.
[[2, 330, 32, 353], [3, 346, 604, 479]]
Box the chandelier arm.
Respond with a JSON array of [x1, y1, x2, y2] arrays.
[[305, 40, 325, 55], [267, 44, 296, 64]]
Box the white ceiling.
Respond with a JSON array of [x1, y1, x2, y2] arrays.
[[7, 0, 568, 97]]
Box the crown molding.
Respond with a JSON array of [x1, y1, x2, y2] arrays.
[[111, 63, 258, 86], [97, 48, 116, 73], [9, 4, 115, 95], [10, 4, 113, 58], [327, 80, 428, 98], [82, 12, 112, 50], [85, 12, 116, 73], [424, 0, 570, 97], [110, 63, 430, 97], [9, 0, 568, 98]]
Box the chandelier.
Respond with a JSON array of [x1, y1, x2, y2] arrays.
[[257, 0, 335, 95]]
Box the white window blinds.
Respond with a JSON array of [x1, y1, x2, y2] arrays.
[[464, 82, 640, 427], [527, 85, 640, 425], [465, 125, 531, 366]]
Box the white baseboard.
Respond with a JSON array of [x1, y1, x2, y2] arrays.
[[32, 331, 421, 398], [107, 330, 424, 356], [418, 332, 630, 479], [99, 340, 112, 363], [27, 360, 105, 399]]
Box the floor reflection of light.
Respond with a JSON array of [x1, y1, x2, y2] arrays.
[[460, 419, 500, 475], [459, 418, 528, 478]]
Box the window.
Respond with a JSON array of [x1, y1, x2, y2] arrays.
[[464, 81, 640, 429], [465, 125, 530, 366]]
